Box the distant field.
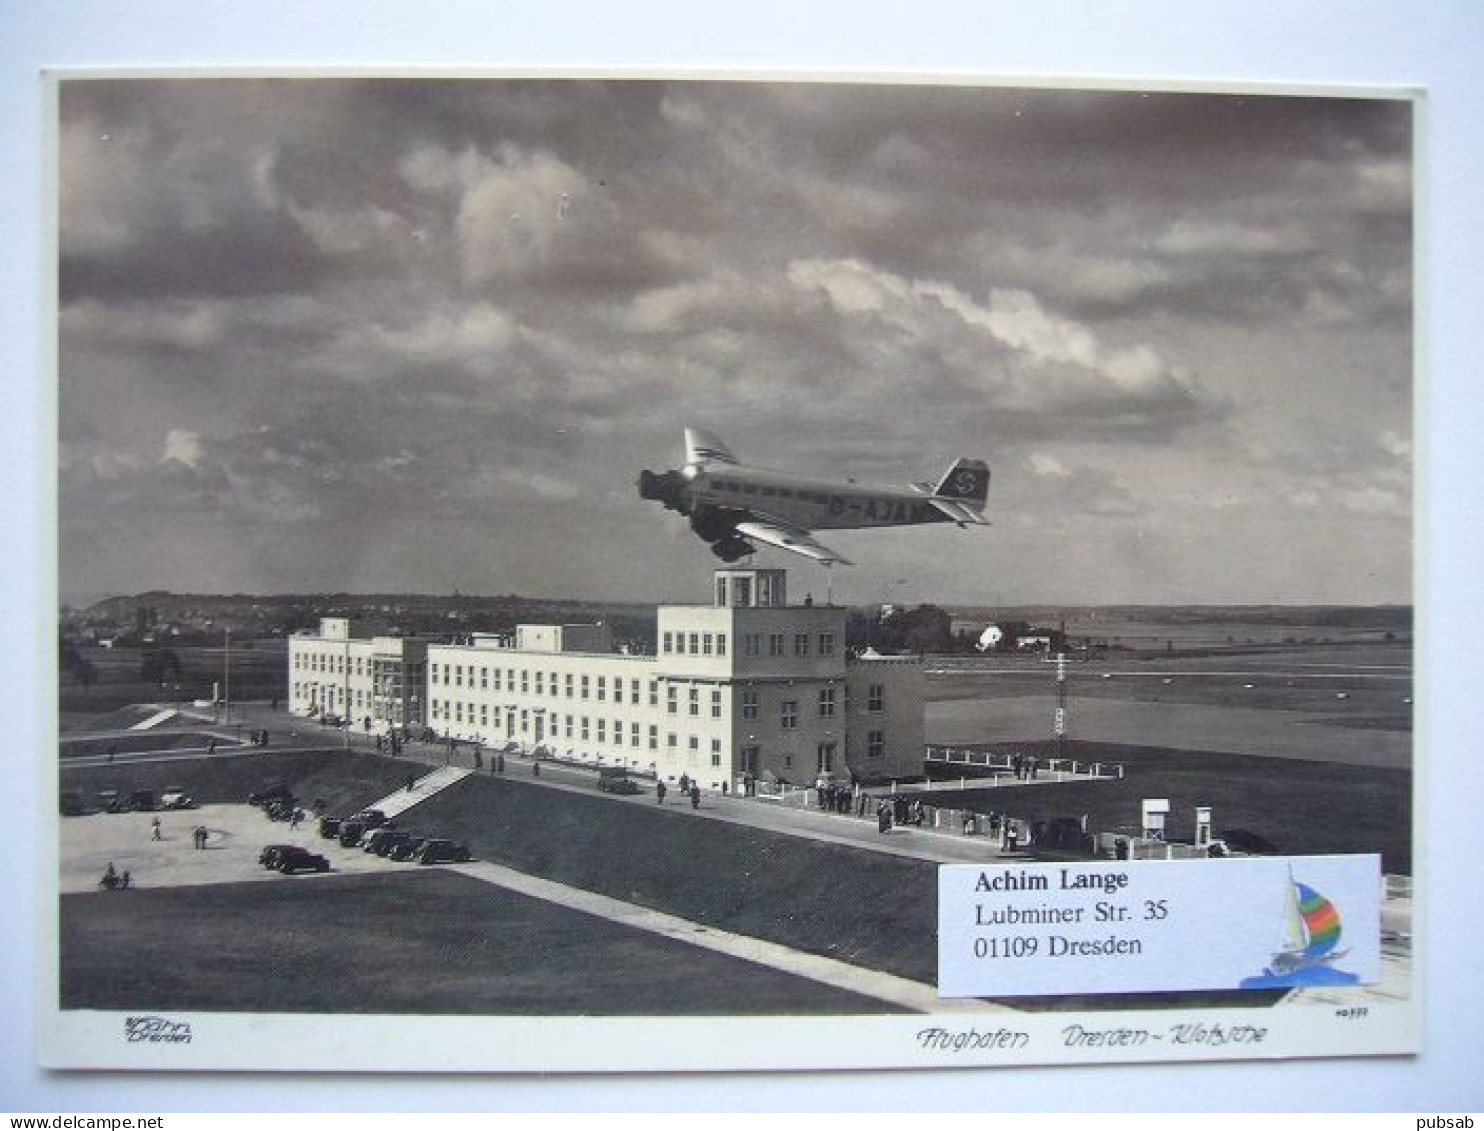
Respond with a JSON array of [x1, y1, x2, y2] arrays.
[[60, 642, 287, 715]]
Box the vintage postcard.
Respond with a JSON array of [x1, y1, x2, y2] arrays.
[[46, 72, 1417, 1072]]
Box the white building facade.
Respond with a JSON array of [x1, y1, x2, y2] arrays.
[[288, 569, 924, 790], [287, 617, 428, 731]]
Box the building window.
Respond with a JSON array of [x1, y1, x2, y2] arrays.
[[631, 721, 640, 746], [663, 631, 673, 654], [818, 687, 836, 717], [581, 675, 590, 699], [614, 680, 624, 704], [649, 724, 658, 751], [794, 633, 810, 657], [768, 633, 785, 657], [631, 678, 640, 703], [566, 673, 574, 698], [688, 687, 700, 716], [744, 634, 762, 657], [717, 633, 727, 657], [742, 689, 759, 720], [688, 735, 699, 752], [711, 688, 722, 718], [480, 704, 488, 726], [649, 680, 659, 707], [667, 732, 677, 749], [868, 730, 885, 758], [868, 683, 884, 712], [597, 719, 606, 742], [702, 633, 713, 656], [595, 675, 606, 702], [534, 671, 544, 696], [581, 716, 590, 741], [613, 719, 623, 746], [689, 632, 700, 655], [819, 633, 835, 656], [480, 667, 489, 690], [430, 662, 438, 682], [493, 668, 502, 692], [564, 715, 573, 739], [817, 742, 836, 774], [740, 744, 760, 775], [455, 665, 464, 687], [781, 700, 798, 729], [667, 686, 678, 715], [521, 670, 530, 694]]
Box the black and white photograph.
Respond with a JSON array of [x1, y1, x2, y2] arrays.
[[47, 73, 1419, 1072]]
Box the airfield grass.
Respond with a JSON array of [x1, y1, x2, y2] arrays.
[[60, 868, 898, 1016]]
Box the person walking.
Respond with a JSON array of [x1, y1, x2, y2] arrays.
[[151, 816, 162, 841], [689, 784, 700, 809], [876, 800, 892, 835], [656, 780, 667, 805]]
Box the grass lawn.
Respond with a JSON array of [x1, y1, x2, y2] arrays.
[[60, 869, 898, 1016]]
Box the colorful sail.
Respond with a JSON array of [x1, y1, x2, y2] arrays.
[[1296, 882, 1342, 957]]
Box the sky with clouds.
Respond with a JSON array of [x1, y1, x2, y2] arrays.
[[57, 78, 1412, 607]]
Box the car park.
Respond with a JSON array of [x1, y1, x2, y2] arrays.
[[274, 846, 331, 874], [416, 838, 472, 865]]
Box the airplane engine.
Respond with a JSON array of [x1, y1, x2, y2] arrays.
[[688, 507, 735, 543], [712, 536, 756, 562], [637, 469, 690, 514]]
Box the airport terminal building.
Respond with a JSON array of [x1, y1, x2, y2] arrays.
[[288, 568, 923, 790]]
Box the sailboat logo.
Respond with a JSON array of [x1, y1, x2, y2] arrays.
[[1239, 868, 1361, 989]]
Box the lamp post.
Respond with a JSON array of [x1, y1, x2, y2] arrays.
[[223, 627, 231, 724]]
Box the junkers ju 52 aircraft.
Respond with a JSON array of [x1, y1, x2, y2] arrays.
[[638, 429, 990, 566]]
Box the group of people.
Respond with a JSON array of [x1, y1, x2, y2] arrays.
[[191, 825, 211, 848], [814, 782, 859, 815], [1010, 752, 1040, 780], [655, 775, 703, 809], [99, 862, 131, 890], [246, 728, 270, 747]]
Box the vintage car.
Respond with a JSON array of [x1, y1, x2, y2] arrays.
[[273, 846, 331, 874], [416, 838, 473, 865], [248, 784, 294, 808], [159, 786, 197, 810], [259, 844, 297, 870], [596, 766, 641, 795]]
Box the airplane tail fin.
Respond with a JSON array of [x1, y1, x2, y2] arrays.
[[934, 458, 990, 506]]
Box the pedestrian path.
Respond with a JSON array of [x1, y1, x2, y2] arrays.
[[129, 708, 179, 731], [448, 859, 1010, 1015], [366, 765, 473, 819]]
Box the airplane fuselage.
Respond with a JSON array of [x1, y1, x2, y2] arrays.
[[686, 466, 951, 531]]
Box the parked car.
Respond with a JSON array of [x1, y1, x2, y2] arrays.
[[388, 836, 432, 862], [416, 838, 472, 865], [353, 809, 390, 830], [274, 846, 331, 874], [159, 786, 197, 810], [337, 821, 368, 848], [130, 789, 159, 812], [363, 827, 411, 855], [98, 789, 132, 814], [318, 815, 343, 839], [259, 844, 297, 870], [596, 767, 641, 795]]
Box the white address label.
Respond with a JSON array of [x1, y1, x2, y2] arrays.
[[938, 855, 1382, 997]]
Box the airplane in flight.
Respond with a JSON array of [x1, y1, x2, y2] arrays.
[[638, 428, 990, 566]]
